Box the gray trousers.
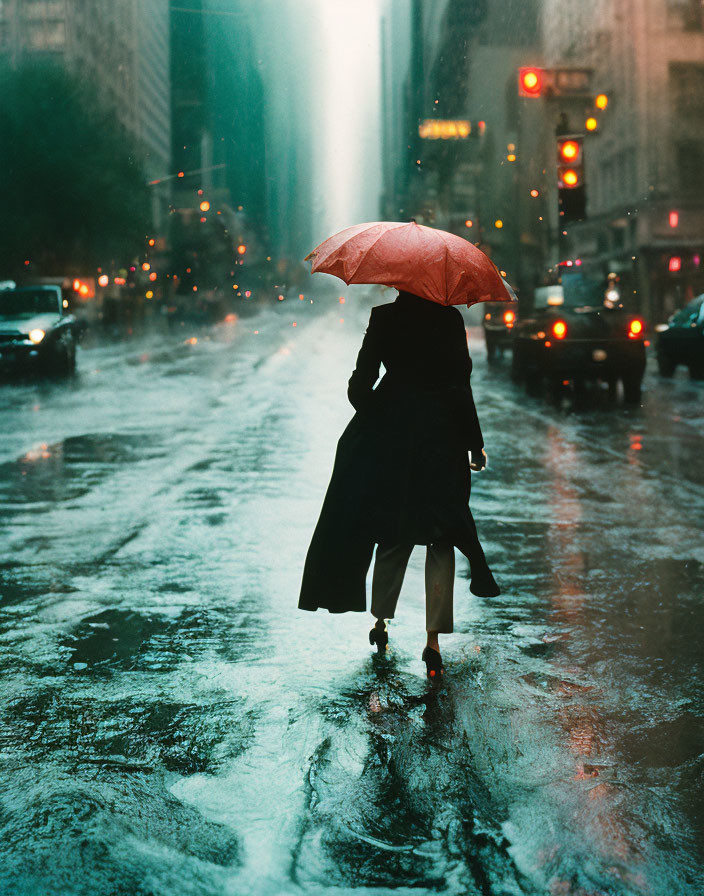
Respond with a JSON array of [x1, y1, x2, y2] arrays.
[[371, 542, 455, 633]]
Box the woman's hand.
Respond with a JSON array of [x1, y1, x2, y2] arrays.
[[469, 448, 487, 471]]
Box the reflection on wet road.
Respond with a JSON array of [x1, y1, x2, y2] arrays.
[[1, 294, 703, 895]]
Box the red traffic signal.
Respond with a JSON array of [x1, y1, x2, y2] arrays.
[[518, 67, 544, 97], [557, 136, 584, 188], [557, 135, 586, 221], [557, 138, 582, 166]]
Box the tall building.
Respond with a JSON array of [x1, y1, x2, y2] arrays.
[[135, 1, 172, 185], [0, 0, 138, 138], [460, 0, 545, 294], [0, 0, 172, 225], [170, 1, 270, 254], [379, 0, 415, 220], [381, 0, 545, 297], [249, 1, 316, 265], [541, 0, 704, 320]]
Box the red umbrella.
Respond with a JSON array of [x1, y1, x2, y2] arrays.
[[305, 220, 516, 307]]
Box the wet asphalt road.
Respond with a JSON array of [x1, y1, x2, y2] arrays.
[[1, 291, 703, 896]]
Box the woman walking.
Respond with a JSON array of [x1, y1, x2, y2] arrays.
[[298, 288, 499, 679]]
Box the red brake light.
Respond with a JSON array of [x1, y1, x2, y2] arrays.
[[503, 310, 516, 325], [559, 140, 580, 162], [552, 320, 567, 339], [629, 319, 643, 338]]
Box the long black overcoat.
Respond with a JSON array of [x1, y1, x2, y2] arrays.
[[298, 291, 499, 614]]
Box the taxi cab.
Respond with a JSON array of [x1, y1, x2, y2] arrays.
[[510, 273, 647, 402], [482, 302, 517, 361]]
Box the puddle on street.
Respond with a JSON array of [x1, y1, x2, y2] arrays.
[[0, 314, 703, 895]]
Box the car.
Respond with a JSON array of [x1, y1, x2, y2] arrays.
[[655, 294, 704, 378], [482, 301, 517, 361], [510, 272, 647, 402], [0, 284, 78, 375]]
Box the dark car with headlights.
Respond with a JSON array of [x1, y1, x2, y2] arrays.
[[0, 285, 78, 375], [510, 273, 647, 402], [655, 294, 704, 378], [482, 302, 517, 361]]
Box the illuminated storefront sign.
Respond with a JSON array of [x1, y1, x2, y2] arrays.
[[418, 120, 472, 140]]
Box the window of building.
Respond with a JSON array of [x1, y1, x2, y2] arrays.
[[669, 63, 704, 120], [677, 141, 704, 193], [23, 1, 65, 21], [27, 20, 65, 50], [666, 0, 704, 30]]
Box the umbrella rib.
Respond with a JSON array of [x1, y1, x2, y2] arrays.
[[344, 227, 391, 283]]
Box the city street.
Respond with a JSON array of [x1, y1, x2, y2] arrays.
[[1, 291, 703, 896]]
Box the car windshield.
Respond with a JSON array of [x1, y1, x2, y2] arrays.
[[560, 272, 606, 308], [670, 295, 704, 326], [0, 289, 60, 318]]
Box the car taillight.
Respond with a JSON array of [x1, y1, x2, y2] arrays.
[[503, 310, 516, 326], [629, 318, 644, 338], [552, 320, 567, 339]]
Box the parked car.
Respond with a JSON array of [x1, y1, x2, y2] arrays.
[[510, 273, 647, 402], [482, 301, 517, 361], [0, 285, 78, 375], [655, 294, 704, 378]]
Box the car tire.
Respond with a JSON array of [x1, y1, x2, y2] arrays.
[[486, 335, 497, 363], [510, 342, 525, 382], [526, 370, 543, 396], [622, 375, 642, 404], [51, 341, 75, 377], [657, 353, 676, 377], [64, 343, 76, 375], [548, 377, 566, 402]]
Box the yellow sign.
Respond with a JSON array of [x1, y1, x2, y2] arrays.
[[419, 119, 471, 140]]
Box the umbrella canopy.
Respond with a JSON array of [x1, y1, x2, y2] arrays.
[[305, 220, 516, 307]]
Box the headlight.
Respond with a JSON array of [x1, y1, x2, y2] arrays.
[[28, 328, 46, 344]]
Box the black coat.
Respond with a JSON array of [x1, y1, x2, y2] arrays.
[[298, 292, 499, 614]]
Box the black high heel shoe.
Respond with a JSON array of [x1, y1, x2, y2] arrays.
[[422, 646, 445, 680], [369, 623, 388, 654]]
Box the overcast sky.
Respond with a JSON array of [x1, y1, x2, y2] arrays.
[[312, 0, 382, 239]]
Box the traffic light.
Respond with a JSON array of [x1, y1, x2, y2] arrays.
[[518, 67, 544, 97], [595, 93, 609, 110], [557, 135, 586, 221]]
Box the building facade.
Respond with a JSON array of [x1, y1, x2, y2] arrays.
[[541, 0, 704, 320], [135, 1, 172, 185], [380, 0, 545, 298], [0, 0, 172, 226], [380, 0, 703, 317]]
